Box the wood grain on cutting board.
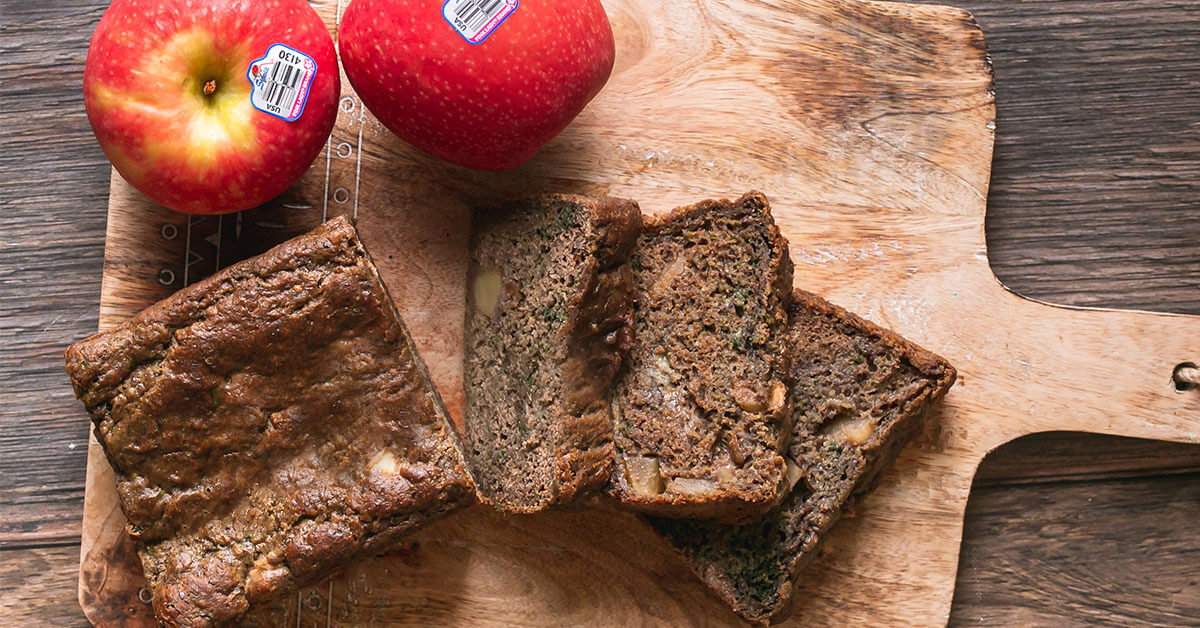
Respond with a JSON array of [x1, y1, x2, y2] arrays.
[[78, 0, 1200, 626]]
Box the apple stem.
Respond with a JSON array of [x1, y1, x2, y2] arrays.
[[204, 80, 216, 96]]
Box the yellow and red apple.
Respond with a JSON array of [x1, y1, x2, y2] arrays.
[[84, 0, 339, 214], [339, 0, 616, 171]]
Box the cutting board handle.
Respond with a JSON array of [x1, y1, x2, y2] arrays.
[[959, 285, 1200, 448]]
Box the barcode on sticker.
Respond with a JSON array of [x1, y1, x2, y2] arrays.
[[443, 0, 517, 44], [263, 63, 300, 109], [247, 44, 317, 121]]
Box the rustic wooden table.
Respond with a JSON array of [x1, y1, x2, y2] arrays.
[[2, 1, 1198, 626]]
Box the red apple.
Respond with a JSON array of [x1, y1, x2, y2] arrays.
[[340, 0, 615, 170], [84, 0, 339, 214]]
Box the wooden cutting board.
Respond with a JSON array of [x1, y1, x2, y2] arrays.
[[77, 0, 1200, 625]]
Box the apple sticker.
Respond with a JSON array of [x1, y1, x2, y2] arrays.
[[442, 0, 519, 44], [247, 44, 318, 122]]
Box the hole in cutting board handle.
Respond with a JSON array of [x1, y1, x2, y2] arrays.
[[1172, 362, 1199, 392]]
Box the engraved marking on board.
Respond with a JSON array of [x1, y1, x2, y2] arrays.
[[286, 582, 334, 626], [323, 134, 332, 221], [182, 214, 218, 287], [353, 99, 364, 220], [179, 213, 244, 287], [325, 94, 365, 221], [182, 215, 195, 287]]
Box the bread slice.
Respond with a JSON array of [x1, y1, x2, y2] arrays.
[[63, 217, 476, 628], [463, 195, 642, 513], [648, 289, 957, 625], [609, 191, 794, 525]]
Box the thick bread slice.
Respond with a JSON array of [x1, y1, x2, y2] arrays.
[[609, 191, 794, 525], [648, 289, 957, 625], [463, 195, 642, 513], [64, 216, 476, 628]]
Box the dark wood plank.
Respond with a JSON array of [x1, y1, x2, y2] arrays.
[[950, 470, 1200, 627], [952, 434, 1200, 626], [945, 433, 1200, 627], [1, 0, 1198, 626], [0, 0, 109, 547], [958, 0, 1200, 315], [973, 432, 1200, 486], [0, 544, 91, 627]]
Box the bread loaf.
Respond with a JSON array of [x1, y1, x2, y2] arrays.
[[64, 217, 476, 628]]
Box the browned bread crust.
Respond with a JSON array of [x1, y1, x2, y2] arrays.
[[463, 195, 642, 512], [64, 216, 476, 628], [648, 288, 957, 625], [609, 191, 794, 525]]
